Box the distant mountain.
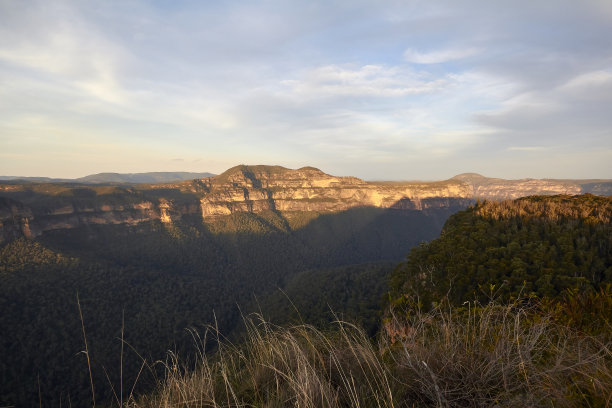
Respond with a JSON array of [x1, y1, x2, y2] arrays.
[[1, 166, 611, 242], [451, 173, 612, 199], [0, 171, 216, 184], [0, 176, 70, 183], [0, 165, 471, 242], [2, 169, 609, 194], [75, 171, 216, 184]]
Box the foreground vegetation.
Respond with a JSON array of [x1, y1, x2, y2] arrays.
[[130, 290, 611, 408]]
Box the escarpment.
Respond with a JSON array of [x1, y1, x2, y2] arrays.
[[0, 184, 199, 241], [198, 165, 473, 217], [451, 173, 612, 200], [1, 166, 610, 241]]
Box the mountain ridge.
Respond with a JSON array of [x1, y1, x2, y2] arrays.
[[1, 165, 611, 244], [0, 171, 216, 184]]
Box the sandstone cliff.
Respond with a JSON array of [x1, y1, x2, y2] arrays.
[[0, 184, 197, 242], [0, 197, 34, 243], [1, 166, 610, 241], [452, 173, 579, 200], [197, 165, 472, 217]]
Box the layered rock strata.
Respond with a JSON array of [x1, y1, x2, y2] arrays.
[[198, 166, 472, 217], [1, 165, 610, 241]]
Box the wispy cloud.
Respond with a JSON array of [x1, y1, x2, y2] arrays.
[[280, 65, 447, 98], [0, 0, 610, 179], [0, 2, 130, 105], [404, 47, 479, 64], [476, 69, 612, 143], [507, 146, 546, 152]]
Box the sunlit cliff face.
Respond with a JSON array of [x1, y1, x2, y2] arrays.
[[198, 165, 473, 217], [1, 166, 610, 243]]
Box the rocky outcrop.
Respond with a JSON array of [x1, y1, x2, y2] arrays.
[[1, 166, 610, 240], [0, 197, 34, 244], [451, 173, 609, 200], [32, 203, 160, 235], [0, 186, 200, 239], [578, 181, 612, 196], [199, 165, 473, 217]]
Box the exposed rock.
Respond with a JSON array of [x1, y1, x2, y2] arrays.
[[0, 166, 609, 240], [199, 165, 473, 217], [577, 181, 612, 196], [451, 173, 604, 200], [0, 197, 34, 243]]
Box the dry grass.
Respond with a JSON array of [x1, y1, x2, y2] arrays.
[[132, 315, 395, 408], [385, 300, 612, 407], [128, 301, 611, 408]]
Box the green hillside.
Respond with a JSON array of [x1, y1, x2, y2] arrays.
[[390, 194, 612, 307]]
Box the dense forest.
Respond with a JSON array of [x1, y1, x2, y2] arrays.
[[0, 206, 450, 407], [390, 194, 612, 308]]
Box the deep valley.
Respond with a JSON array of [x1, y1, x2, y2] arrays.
[[1, 165, 611, 407]]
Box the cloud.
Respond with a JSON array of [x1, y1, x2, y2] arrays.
[[0, 0, 611, 179], [278, 64, 448, 98], [558, 70, 612, 101], [404, 47, 479, 64], [0, 2, 130, 105], [475, 69, 612, 145], [507, 146, 546, 152]]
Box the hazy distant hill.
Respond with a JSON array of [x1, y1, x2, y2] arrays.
[[0, 171, 216, 184], [1, 169, 610, 195], [75, 171, 217, 183], [0, 176, 70, 183], [451, 172, 612, 199]]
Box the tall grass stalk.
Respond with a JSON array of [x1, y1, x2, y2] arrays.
[[77, 293, 96, 408], [128, 300, 610, 408]]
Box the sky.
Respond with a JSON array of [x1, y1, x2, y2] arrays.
[[1, 0, 611, 180]]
